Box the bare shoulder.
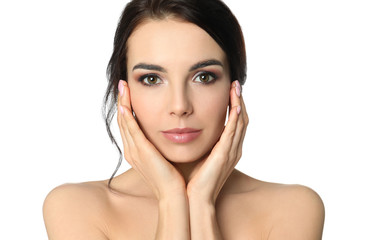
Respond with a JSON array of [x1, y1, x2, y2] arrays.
[[43, 181, 110, 240], [233, 172, 325, 239], [265, 183, 325, 239]]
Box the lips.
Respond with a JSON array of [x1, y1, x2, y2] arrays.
[[161, 128, 202, 143]]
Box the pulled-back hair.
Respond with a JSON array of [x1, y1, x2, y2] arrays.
[[102, 0, 247, 186]]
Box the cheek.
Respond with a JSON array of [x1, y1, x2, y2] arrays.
[[197, 87, 230, 126], [130, 92, 146, 116], [129, 89, 161, 134]]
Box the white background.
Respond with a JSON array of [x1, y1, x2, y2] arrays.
[[0, 0, 365, 239]]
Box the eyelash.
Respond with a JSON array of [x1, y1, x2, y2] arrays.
[[138, 71, 218, 87], [192, 71, 218, 85], [138, 74, 162, 87]]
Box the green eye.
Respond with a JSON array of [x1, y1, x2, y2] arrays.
[[193, 72, 216, 84]]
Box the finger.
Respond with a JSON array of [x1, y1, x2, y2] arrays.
[[228, 80, 241, 113], [116, 80, 132, 147], [225, 81, 241, 146], [225, 80, 248, 164], [117, 80, 145, 147], [117, 80, 129, 145], [216, 85, 241, 154], [116, 82, 128, 149], [230, 96, 248, 163], [238, 96, 249, 151], [239, 91, 249, 128], [117, 103, 137, 169], [118, 80, 132, 111], [117, 80, 140, 168], [225, 81, 245, 164], [225, 80, 242, 137]]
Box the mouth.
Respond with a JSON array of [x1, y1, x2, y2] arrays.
[[161, 128, 202, 143]]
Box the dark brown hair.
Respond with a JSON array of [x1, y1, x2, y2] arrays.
[[102, 0, 247, 185]]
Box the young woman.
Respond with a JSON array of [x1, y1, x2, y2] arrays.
[[43, 0, 325, 239]]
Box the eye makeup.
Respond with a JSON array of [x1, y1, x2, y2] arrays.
[[136, 70, 219, 87], [132, 58, 224, 87], [137, 73, 163, 87], [192, 71, 218, 85]]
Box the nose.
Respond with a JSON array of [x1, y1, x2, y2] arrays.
[[168, 84, 193, 117]]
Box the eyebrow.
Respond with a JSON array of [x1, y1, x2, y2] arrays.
[[132, 59, 224, 72], [189, 59, 223, 71], [132, 63, 166, 72]]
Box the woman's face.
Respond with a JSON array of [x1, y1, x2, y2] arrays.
[[126, 18, 231, 163]]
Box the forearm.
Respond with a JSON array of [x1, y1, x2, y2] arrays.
[[155, 194, 190, 240], [189, 198, 223, 240]]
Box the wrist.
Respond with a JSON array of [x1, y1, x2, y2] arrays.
[[189, 199, 216, 220], [159, 193, 188, 206], [188, 195, 223, 239], [187, 191, 216, 207], [156, 192, 190, 240], [158, 186, 187, 202]]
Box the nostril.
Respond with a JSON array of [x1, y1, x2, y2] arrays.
[[168, 90, 193, 117]]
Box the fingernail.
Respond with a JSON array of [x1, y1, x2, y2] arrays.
[[235, 80, 241, 97], [118, 80, 124, 97], [119, 106, 124, 115], [237, 106, 241, 114]]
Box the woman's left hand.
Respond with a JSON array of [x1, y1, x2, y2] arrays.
[[186, 80, 249, 204]]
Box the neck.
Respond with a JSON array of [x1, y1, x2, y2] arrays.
[[170, 150, 210, 184], [117, 154, 209, 199], [171, 160, 203, 184]]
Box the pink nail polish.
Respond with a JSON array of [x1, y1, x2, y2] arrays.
[[235, 81, 241, 97], [119, 106, 124, 115], [118, 80, 124, 97], [237, 106, 241, 114]]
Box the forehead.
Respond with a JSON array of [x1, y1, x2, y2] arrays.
[[126, 18, 227, 69]]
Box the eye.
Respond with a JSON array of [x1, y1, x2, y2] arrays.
[[139, 74, 163, 86], [193, 72, 217, 84]]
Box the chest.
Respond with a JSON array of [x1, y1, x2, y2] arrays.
[[105, 195, 272, 240]]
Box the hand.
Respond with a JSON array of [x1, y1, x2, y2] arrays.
[[117, 80, 186, 200], [186, 80, 249, 204]]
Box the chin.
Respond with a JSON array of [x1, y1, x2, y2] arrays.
[[159, 145, 211, 164], [165, 155, 201, 163]]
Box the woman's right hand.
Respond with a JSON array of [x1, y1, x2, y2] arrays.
[[117, 80, 186, 200]]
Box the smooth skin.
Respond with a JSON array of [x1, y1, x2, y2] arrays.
[[43, 18, 325, 240], [119, 78, 244, 239]]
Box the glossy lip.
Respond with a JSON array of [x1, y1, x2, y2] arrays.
[[161, 128, 202, 143]]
